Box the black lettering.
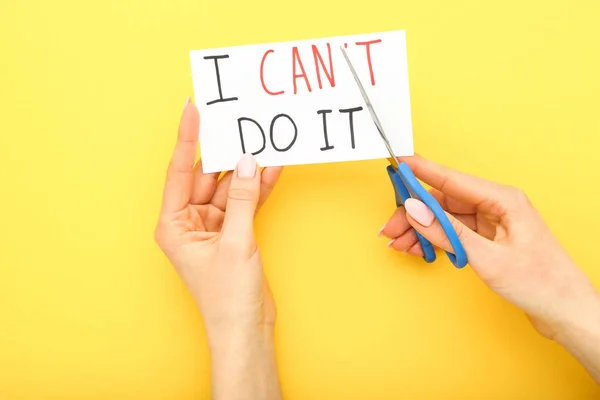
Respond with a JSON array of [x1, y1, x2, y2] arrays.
[[318, 109, 334, 151], [237, 117, 266, 155], [269, 114, 297, 152], [204, 55, 239, 105], [339, 107, 363, 149]]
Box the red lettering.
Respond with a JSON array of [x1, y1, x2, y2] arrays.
[[312, 43, 335, 89], [355, 39, 382, 86], [292, 47, 312, 94], [260, 50, 284, 96]]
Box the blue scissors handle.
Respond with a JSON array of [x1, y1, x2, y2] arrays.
[[386, 163, 468, 269]]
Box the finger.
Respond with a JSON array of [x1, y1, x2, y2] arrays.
[[161, 98, 199, 213], [257, 166, 284, 210], [385, 209, 477, 249], [380, 207, 411, 239], [406, 242, 425, 257], [388, 228, 418, 252], [398, 154, 512, 216], [213, 166, 284, 212], [428, 189, 478, 231], [380, 188, 476, 239], [454, 213, 478, 232], [429, 188, 477, 215], [220, 154, 261, 254], [190, 159, 219, 205], [211, 171, 233, 211], [403, 198, 496, 266]]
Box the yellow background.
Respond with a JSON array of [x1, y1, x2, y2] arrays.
[[1, 0, 600, 398]]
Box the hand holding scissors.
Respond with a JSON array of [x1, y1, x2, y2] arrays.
[[340, 46, 468, 268]]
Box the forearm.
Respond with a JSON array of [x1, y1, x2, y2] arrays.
[[209, 326, 282, 400]]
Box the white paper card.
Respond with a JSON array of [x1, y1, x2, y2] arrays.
[[189, 30, 413, 173]]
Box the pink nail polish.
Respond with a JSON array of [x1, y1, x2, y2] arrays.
[[237, 153, 257, 179], [387, 239, 395, 248], [404, 198, 435, 227], [183, 96, 191, 111], [378, 224, 386, 237]]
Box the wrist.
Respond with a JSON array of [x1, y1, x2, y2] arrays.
[[549, 288, 600, 352], [208, 323, 275, 359], [554, 296, 600, 348], [552, 294, 600, 383], [538, 264, 600, 345], [208, 325, 281, 400]]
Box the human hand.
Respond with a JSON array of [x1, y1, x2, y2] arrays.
[[154, 99, 283, 399], [379, 155, 600, 380]]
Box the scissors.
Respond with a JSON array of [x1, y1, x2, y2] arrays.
[[340, 46, 468, 269]]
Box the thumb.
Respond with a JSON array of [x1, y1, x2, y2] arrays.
[[403, 198, 494, 266], [220, 153, 260, 248]]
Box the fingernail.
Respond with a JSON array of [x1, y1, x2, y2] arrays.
[[183, 96, 191, 111], [404, 198, 435, 227], [378, 224, 386, 237], [387, 239, 395, 249], [237, 153, 257, 179]]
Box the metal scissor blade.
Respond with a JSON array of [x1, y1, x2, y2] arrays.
[[340, 46, 399, 169]]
